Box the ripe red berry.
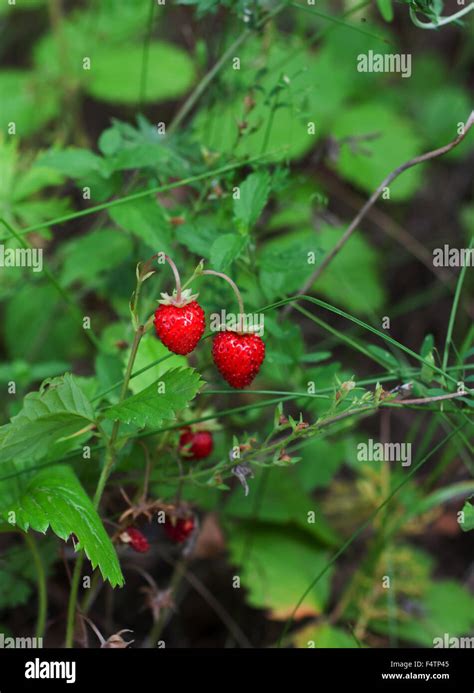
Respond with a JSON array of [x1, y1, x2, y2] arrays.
[[154, 299, 205, 355], [164, 516, 195, 543], [212, 331, 265, 389], [124, 527, 150, 553], [179, 429, 213, 460]]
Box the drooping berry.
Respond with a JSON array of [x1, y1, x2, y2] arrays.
[[164, 516, 195, 543], [154, 289, 205, 355], [212, 331, 265, 389], [179, 429, 213, 460], [122, 527, 150, 553]]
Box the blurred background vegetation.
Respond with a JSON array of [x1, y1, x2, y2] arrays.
[[0, 0, 473, 648]]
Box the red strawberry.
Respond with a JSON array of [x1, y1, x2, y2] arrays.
[[212, 331, 265, 389], [123, 527, 150, 553], [179, 429, 213, 460], [154, 289, 205, 355], [164, 516, 195, 543]]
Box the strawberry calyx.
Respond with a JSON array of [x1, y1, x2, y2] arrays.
[[157, 287, 199, 308]]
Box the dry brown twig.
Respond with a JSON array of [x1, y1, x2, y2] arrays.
[[282, 111, 474, 316]]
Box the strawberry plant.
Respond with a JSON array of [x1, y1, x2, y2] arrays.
[[0, 0, 473, 660]]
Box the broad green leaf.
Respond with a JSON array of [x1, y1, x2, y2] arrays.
[[1, 466, 123, 587], [297, 437, 351, 491], [460, 496, 474, 532], [104, 367, 203, 428], [85, 42, 195, 104], [233, 171, 271, 232], [293, 623, 358, 648], [37, 148, 109, 179], [109, 197, 172, 254], [331, 104, 423, 200], [0, 137, 69, 232], [0, 374, 95, 463], [210, 233, 247, 271], [224, 468, 339, 546], [60, 229, 133, 286], [226, 522, 332, 619], [259, 226, 385, 314], [128, 335, 186, 394], [4, 284, 86, 362], [175, 217, 224, 258], [0, 71, 60, 137]]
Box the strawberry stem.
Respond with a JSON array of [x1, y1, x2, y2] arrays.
[[164, 255, 182, 303], [202, 270, 245, 328]]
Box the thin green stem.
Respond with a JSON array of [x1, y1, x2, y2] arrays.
[[409, 2, 474, 28], [441, 238, 473, 376], [0, 153, 279, 242], [65, 323, 145, 647], [23, 532, 47, 640], [167, 2, 287, 134]]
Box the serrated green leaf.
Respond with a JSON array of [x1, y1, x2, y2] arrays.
[[1, 466, 123, 587], [0, 374, 95, 464], [104, 368, 203, 428]]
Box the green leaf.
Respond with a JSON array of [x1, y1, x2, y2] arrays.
[[0, 538, 57, 609], [460, 496, 474, 532], [0, 71, 60, 137], [1, 466, 123, 587], [365, 345, 400, 371], [224, 468, 339, 545], [331, 104, 423, 200], [420, 334, 435, 383], [128, 335, 187, 395], [0, 374, 95, 464], [37, 148, 109, 179], [85, 42, 195, 104], [104, 368, 203, 428], [226, 522, 332, 619], [233, 171, 271, 233], [297, 437, 350, 490], [259, 226, 385, 314], [60, 229, 133, 287], [175, 217, 223, 258], [293, 623, 358, 648], [210, 233, 247, 271], [4, 284, 85, 362], [376, 0, 394, 22], [109, 197, 172, 254]]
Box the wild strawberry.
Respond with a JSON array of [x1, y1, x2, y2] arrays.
[[121, 527, 150, 553], [212, 331, 265, 389], [154, 288, 205, 355], [179, 428, 213, 460], [164, 515, 195, 543]]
